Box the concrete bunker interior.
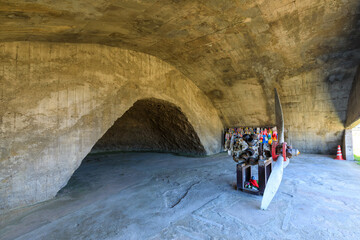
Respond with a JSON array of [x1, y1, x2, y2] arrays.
[[1, 0, 360, 239]]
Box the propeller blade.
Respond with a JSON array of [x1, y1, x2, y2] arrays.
[[228, 134, 235, 155], [261, 155, 284, 210], [275, 88, 284, 143], [283, 158, 290, 168]]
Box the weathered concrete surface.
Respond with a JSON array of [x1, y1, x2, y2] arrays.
[[1, 0, 360, 211], [0, 42, 223, 212], [1, 0, 360, 153], [92, 98, 206, 155], [1, 152, 360, 240], [346, 65, 360, 128]]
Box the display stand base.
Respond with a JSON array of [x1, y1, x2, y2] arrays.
[[236, 158, 272, 195]]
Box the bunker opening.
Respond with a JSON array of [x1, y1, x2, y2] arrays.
[[56, 98, 206, 197]]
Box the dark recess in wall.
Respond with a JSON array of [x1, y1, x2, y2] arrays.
[[92, 98, 206, 156]]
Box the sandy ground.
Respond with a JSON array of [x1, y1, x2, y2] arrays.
[[1, 152, 360, 240]]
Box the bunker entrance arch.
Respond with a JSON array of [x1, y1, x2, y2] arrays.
[[57, 98, 206, 198], [0, 42, 224, 212]]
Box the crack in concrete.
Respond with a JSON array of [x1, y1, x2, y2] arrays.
[[170, 181, 200, 208]]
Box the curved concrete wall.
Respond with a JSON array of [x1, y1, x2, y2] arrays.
[[0, 42, 223, 212]]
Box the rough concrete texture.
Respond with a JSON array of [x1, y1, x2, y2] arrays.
[[1, 0, 360, 153], [1, 0, 360, 211], [0, 42, 223, 212], [1, 152, 360, 240], [346, 65, 360, 128], [92, 98, 206, 155]]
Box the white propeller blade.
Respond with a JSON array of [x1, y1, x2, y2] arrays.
[[228, 135, 235, 156], [261, 155, 284, 210], [275, 88, 284, 143], [283, 158, 290, 168]]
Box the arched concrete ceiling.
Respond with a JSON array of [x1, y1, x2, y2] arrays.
[[1, 0, 360, 152]]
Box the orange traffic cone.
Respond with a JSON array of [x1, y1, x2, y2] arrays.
[[335, 145, 344, 160]]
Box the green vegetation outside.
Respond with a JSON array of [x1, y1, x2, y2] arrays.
[[355, 155, 360, 165]]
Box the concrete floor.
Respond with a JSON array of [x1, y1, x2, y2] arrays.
[[1, 152, 360, 240]]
